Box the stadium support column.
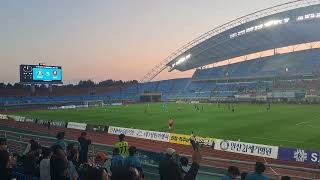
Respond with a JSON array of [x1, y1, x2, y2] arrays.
[[48, 84, 53, 95], [31, 84, 35, 95]]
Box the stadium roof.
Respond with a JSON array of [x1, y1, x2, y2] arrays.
[[140, 0, 320, 83]]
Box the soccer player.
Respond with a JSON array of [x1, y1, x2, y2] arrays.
[[114, 134, 129, 158], [168, 117, 174, 129]]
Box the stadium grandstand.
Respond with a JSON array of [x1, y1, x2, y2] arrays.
[[2, 1, 320, 179]]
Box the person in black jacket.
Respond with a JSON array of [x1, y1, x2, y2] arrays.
[[0, 150, 14, 180], [159, 147, 201, 180], [78, 132, 91, 164]]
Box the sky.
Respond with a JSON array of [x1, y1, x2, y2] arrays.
[[0, 0, 291, 84]]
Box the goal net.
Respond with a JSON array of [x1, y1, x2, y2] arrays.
[[83, 100, 104, 107]]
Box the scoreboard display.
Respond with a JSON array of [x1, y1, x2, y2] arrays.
[[20, 64, 62, 83]]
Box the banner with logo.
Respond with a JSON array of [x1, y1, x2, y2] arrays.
[[278, 147, 320, 163], [8, 115, 25, 122], [108, 126, 170, 142], [0, 114, 8, 120], [169, 133, 215, 146], [67, 122, 87, 130], [214, 139, 279, 159]]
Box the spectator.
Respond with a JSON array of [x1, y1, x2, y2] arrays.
[[111, 148, 124, 173], [159, 147, 201, 180], [0, 138, 7, 151], [24, 143, 41, 180], [124, 146, 143, 175], [54, 132, 66, 151], [245, 162, 269, 180], [111, 167, 143, 180], [40, 147, 53, 180], [114, 134, 129, 157], [66, 143, 79, 180], [78, 132, 91, 164], [0, 150, 14, 180], [222, 166, 240, 180], [179, 156, 189, 177], [23, 139, 40, 155], [50, 154, 69, 180], [241, 172, 248, 180], [281, 176, 291, 180], [79, 164, 109, 180], [95, 152, 108, 171]]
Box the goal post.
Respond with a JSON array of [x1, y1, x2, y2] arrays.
[[83, 100, 104, 107]]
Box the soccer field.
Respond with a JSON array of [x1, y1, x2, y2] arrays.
[[13, 103, 320, 150]]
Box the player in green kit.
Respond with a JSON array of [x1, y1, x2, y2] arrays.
[[114, 133, 129, 158]]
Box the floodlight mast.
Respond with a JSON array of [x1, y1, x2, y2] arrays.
[[139, 0, 320, 83]]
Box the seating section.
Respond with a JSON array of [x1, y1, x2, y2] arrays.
[[193, 49, 320, 80]]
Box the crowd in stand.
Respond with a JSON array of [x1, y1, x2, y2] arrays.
[[0, 132, 292, 180]]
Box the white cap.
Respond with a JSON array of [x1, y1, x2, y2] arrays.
[[165, 148, 176, 156]]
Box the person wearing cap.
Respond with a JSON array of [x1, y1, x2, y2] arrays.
[[159, 147, 201, 180], [114, 134, 129, 158], [95, 152, 108, 169], [245, 162, 269, 180]]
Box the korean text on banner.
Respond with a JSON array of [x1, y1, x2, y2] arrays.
[[214, 139, 279, 159], [169, 133, 215, 146], [108, 126, 170, 142], [278, 147, 320, 163], [67, 122, 87, 130]]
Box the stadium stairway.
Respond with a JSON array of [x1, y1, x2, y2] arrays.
[[0, 119, 318, 179]]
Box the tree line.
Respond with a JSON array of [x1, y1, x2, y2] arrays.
[[0, 79, 138, 89]]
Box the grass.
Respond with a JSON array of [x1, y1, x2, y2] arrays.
[[12, 103, 320, 150]]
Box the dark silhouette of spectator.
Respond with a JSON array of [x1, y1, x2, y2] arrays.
[[0, 138, 7, 151], [40, 147, 52, 180], [66, 143, 79, 180], [114, 134, 129, 157], [281, 176, 291, 180], [179, 156, 189, 177], [159, 147, 201, 180], [78, 132, 91, 164], [79, 164, 109, 180], [241, 172, 248, 180], [54, 132, 66, 151], [111, 148, 124, 173], [124, 146, 143, 176], [111, 167, 142, 180], [50, 154, 69, 180], [24, 142, 41, 180], [245, 162, 269, 180], [0, 150, 14, 180], [222, 166, 240, 180]]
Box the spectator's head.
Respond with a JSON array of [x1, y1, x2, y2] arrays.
[[0, 138, 7, 150], [113, 148, 120, 156], [0, 150, 9, 169], [119, 134, 125, 141], [255, 162, 266, 174], [128, 146, 137, 157], [56, 131, 65, 140], [51, 144, 65, 156], [111, 167, 142, 180], [180, 157, 189, 167], [240, 172, 248, 180], [81, 132, 87, 137], [30, 139, 41, 152], [95, 152, 108, 166], [79, 164, 109, 180], [67, 144, 79, 163], [281, 176, 291, 180], [165, 148, 176, 159], [42, 147, 52, 159], [227, 166, 240, 179]]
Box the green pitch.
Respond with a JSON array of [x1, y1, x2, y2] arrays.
[[13, 103, 320, 150]]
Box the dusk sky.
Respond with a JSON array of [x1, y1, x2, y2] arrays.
[[0, 0, 290, 84]]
